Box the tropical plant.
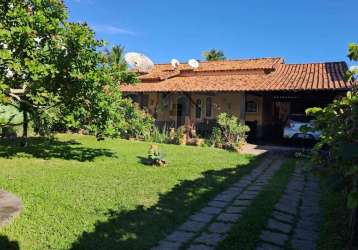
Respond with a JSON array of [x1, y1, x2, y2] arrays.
[[202, 49, 226, 61], [209, 127, 223, 147], [210, 113, 250, 150], [306, 42, 358, 248], [0, 0, 139, 145], [105, 45, 127, 71]]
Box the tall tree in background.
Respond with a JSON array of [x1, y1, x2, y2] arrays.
[[202, 49, 226, 61], [0, 0, 145, 145], [106, 45, 127, 70]]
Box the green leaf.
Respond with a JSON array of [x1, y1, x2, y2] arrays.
[[348, 191, 358, 209]]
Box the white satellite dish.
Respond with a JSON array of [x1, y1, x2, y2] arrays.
[[171, 59, 180, 69], [188, 59, 199, 69], [125, 52, 154, 73]]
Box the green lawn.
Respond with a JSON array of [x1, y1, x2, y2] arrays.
[[0, 134, 257, 250]]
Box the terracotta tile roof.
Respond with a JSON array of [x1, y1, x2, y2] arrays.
[[139, 57, 283, 81], [253, 62, 352, 91], [121, 59, 352, 93], [122, 74, 270, 92]]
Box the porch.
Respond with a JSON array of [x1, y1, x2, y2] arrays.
[[128, 90, 343, 141]]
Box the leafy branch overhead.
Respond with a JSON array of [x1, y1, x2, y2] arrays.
[[0, 0, 150, 139]]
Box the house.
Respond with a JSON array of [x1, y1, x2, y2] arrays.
[[120, 57, 352, 139]]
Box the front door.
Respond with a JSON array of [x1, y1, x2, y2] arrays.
[[177, 97, 187, 127]]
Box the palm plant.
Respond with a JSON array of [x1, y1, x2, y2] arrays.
[[106, 45, 127, 71], [202, 49, 226, 61]]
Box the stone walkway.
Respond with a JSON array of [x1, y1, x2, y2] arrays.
[[152, 157, 284, 250], [0, 190, 22, 228], [256, 162, 321, 250], [240, 143, 305, 156]]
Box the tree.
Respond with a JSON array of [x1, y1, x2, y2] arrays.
[[306, 42, 358, 248], [106, 45, 126, 69], [202, 49, 226, 61], [0, 0, 145, 144]]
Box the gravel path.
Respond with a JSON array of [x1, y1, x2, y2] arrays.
[[0, 190, 22, 228], [256, 162, 321, 250], [152, 157, 284, 250]]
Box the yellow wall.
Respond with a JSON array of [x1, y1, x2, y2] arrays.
[[245, 94, 263, 125], [141, 92, 264, 127]]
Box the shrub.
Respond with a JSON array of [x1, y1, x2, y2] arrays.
[[119, 101, 154, 140], [209, 113, 250, 151]]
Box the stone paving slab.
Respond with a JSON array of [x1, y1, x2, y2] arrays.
[[0, 190, 22, 228], [216, 212, 241, 223], [166, 231, 195, 243], [225, 206, 244, 214], [260, 230, 289, 246], [267, 219, 292, 234], [179, 220, 207, 232], [274, 203, 297, 215], [233, 199, 252, 207], [190, 212, 215, 223], [207, 222, 233, 234], [194, 232, 224, 246], [208, 200, 228, 208], [200, 206, 222, 215], [272, 211, 294, 224], [152, 240, 182, 250]]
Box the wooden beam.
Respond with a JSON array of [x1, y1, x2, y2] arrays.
[[239, 92, 246, 123]]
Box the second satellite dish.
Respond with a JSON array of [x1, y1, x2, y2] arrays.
[[125, 52, 154, 73], [171, 59, 180, 69], [188, 59, 199, 69]]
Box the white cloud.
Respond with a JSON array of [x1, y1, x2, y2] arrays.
[[92, 25, 135, 35]]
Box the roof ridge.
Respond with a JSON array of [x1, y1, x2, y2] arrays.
[[154, 57, 283, 65], [284, 61, 347, 66]]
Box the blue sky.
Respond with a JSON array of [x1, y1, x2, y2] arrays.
[[65, 0, 357, 64]]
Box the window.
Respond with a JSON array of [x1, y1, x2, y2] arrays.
[[206, 97, 212, 117], [195, 99, 202, 119], [246, 101, 257, 113]]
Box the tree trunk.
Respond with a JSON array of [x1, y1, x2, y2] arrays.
[[22, 110, 28, 147]]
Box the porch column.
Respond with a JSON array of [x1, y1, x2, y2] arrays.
[[239, 91, 246, 123], [185, 93, 192, 142]]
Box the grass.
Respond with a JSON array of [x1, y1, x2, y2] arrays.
[[0, 134, 258, 250], [318, 179, 349, 250], [217, 158, 296, 250]]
